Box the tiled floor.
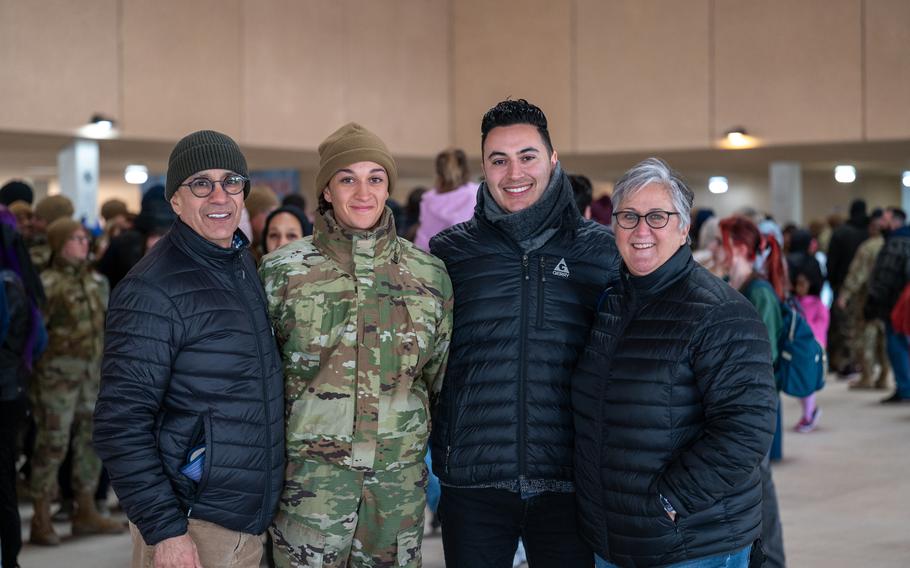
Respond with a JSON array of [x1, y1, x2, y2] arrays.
[[17, 376, 910, 567]]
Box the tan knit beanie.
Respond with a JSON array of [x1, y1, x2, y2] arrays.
[[315, 123, 397, 210], [34, 195, 75, 224], [8, 200, 31, 218], [100, 198, 129, 221], [47, 218, 83, 253], [245, 185, 279, 218]]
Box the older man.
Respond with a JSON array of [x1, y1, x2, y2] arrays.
[[93, 130, 284, 568], [429, 99, 619, 567]]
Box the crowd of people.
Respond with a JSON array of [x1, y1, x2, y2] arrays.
[[0, 97, 906, 568]]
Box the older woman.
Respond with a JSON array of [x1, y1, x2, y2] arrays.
[[572, 158, 777, 568], [260, 123, 453, 568]]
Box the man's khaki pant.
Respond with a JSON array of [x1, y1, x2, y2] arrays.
[[130, 518, 263, 568]]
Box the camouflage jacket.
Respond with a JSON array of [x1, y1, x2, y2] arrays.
[[39, 256, 108, 362], [260, 208, 453, 472], [840, 235, 883, 304]]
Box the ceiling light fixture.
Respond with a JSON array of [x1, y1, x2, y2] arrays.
[[902, 170, 910, 188], [708, 176, 729, 194], [124, 164, 149, 185], [834, 165, 856, 184], [721, 126, 758, 149], [79, 113, 117, 139]]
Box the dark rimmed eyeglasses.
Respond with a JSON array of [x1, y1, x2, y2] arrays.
[[180, 174, 248, 198], [612, 210, 679, 230]]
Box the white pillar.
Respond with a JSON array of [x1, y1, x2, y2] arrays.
[[57, 139, 99, 225], [769, 161, 802, 225]]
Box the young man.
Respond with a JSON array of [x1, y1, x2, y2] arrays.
[[93, 130, 284, 568], [429, 99, 619, 567]]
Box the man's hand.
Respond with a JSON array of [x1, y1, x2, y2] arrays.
[[154, 533, 203, 568]]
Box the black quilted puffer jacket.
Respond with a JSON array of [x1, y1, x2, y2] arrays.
[[93, 219, 284, 546], [572, 247, 777, 567]]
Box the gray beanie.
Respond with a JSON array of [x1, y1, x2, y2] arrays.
[[165, 130, 249, 201]]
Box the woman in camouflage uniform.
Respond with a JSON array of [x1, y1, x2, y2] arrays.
[[261, 123, 453, 568], [29, 218, 124, 545]]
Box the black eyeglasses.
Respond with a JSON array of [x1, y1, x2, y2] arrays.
[[180, 174, 248, 198], [612, 210, 679, 230]]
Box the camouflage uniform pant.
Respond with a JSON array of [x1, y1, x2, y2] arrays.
[[29, 357, 102, 499], [861, 319, 890, 386], [271, 460, 426, 568]]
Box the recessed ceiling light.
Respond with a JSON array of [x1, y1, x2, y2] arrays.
[[834, 165, 856, 184], [708, 176, 729, 194], [124, 164, 148, 185]]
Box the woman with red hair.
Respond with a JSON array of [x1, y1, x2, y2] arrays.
[[717, 215, 788, 568]]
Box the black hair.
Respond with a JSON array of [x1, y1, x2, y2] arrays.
[[568, 174, 593, 215], [261, 205, 312, 255], [282, 193, 307, 211], [480, 99, 553, 155], [889, 207, 907, 224]]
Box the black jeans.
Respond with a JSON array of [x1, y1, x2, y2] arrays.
[[438, 486, 593, 568]]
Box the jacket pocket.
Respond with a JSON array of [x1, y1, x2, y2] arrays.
[[192, 410, 213, 501], [156, 409, 207, 506], [271, 516, 326, 568]]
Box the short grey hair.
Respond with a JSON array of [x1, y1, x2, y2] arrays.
[[612, 157, 695, 233]]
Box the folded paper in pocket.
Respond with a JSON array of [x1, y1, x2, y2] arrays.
[[180, 445, 205, 482]]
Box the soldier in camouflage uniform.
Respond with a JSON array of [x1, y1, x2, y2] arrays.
[[29, 218, 124, 545], [840, 209, 904, 389], [29, 195, 75, 271], [261, 123, 453, 568]]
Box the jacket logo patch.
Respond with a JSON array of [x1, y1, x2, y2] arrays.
[[552, 258, 570, 278]]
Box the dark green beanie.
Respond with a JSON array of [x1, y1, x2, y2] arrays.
[[165, 130, 249, 201], [315, 123, 397, 212]]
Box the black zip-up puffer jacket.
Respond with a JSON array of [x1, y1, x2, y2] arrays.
[[572, 248, 777, 567], [93, 219, 285, 546], [429, 197, 618, 486], [865, 226, 910, 321]]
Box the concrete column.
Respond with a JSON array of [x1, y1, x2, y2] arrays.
[[769, 161, 802, 225], [57, 139, 99, 225]]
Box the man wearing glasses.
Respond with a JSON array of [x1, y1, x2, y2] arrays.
[[94, 130, 284, 568], [429, 99, 619, 567]]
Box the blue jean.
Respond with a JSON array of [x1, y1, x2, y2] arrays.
[[595, 545, 751, 568], [885, 322, 910, 397]]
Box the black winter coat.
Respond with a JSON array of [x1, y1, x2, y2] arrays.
[[827, 219, 868, 292], [572, 248, 777, 567], [429, 200, 619, 486], [865, 225, 910, 321], [93, 219, 285, 546]]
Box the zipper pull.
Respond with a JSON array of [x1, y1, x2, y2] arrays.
[[522, 254, 529, 280], [445, 445, 451, 474]]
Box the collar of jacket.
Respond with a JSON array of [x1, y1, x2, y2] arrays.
[[313, 207, 401, 275], [169, 217, 249, 270], [621, 244, 694, 299], [50, 254, 89, 276]]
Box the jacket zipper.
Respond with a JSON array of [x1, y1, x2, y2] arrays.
[[235, 256, 272, 530], [519, 253, 530, 476], [537, 256, 546, 328]]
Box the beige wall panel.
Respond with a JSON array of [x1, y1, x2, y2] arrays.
[[714, 0, 863, 145], [121, 0, 242, 140], [803, 171, 901, 222], [864, 0, 910, 140], [0, 0, 119, 133], [338, 0, 450, 157], [242, 0, 346, 149], [576, 0, 711, 152], [452, 0, 572, 155]]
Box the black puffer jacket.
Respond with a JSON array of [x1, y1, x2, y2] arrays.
[[93, 219, 284, 546], [572, 247, 777, 567], [865, 225, 910, 321], [429, 188, 618, 486]]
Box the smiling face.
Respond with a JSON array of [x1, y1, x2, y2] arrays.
[[170, 168, 244, 248], [614, 182, 688, 277], [265, 212, 304, 253], [322, 161, 389, 231], [481, 124, 557, 213]]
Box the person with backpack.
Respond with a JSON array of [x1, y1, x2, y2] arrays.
[[717, 215, 788, 568]]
